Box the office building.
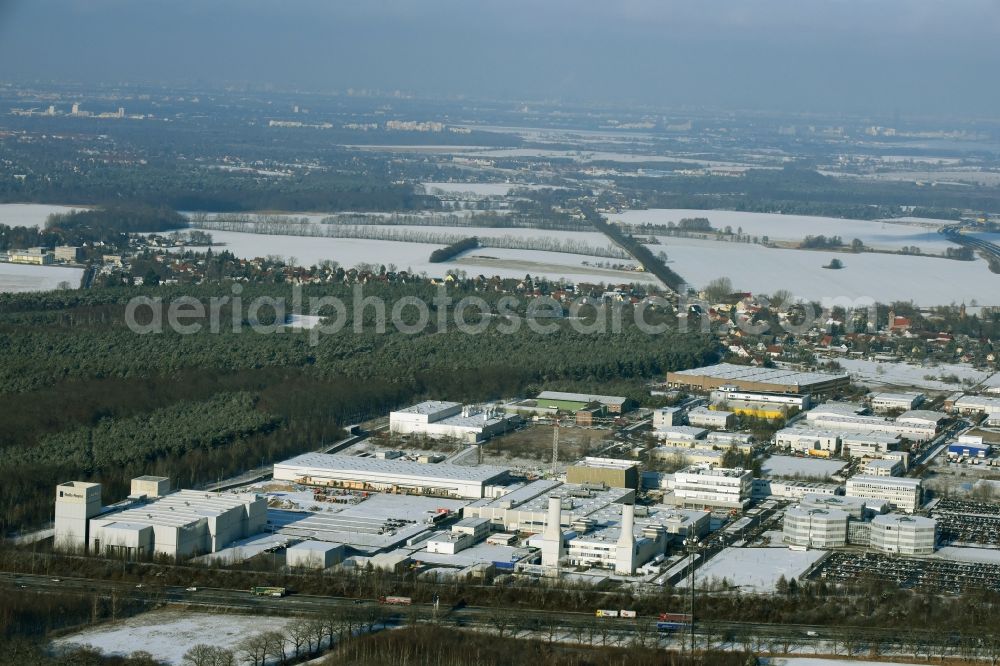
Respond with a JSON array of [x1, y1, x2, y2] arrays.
[[667, 465, 752, 511], [783, 506, 849, 548], [846, 475, 922, 513], [868, 514, 936, 555]]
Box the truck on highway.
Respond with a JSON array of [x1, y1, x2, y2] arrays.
[[595, 609, 620, 618], [656, 612, 691, 631], [250, 586, 286, 597], [379, 595, 412, 605]]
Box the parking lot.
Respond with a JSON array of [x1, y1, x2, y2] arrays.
[[813, 551, 1000, 593], [931, 498, 1000, 547]]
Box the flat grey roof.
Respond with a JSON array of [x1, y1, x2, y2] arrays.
[[848, 475, 921, 489], [278, 453, 510, 483], [94, 489, 259, 528], [672, 363, 848, 387], [536, 391, 627, 405], [394, 400, 460, 415]]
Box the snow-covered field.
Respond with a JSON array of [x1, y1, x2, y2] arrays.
[[422, 182, 515, 196], [53, 610, 297, 665], [762, 456, 847, 479], [189, 229, 658, 285], [694, 547, 826, 592], [0, 203, 90, 228], [837, 358, 993, 391], [650, 235, 997, 305], [608, 209, 953, 252], [0, 263, 83, 293]]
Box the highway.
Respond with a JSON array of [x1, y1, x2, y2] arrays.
[[939, 224, 1000, 265], [0, 571, 966, 655]]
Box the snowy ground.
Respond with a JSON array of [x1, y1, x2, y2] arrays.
[[761, 657, 917, 666], [837, 358, 993, 392], [648, 235, 997, 305], [422, 182, 516, 196], [52, 610, 297, 665], [0, 203, 90, 228], [0, 263, 84, 293], [183, 229, 658, 285], [608, 208, 953, 253], [762, 456, 847, 480], [694, 546, 827, 592], [932, 545, 1000, 564]]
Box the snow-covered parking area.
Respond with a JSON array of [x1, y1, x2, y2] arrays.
[[694, 547, 827, 592]]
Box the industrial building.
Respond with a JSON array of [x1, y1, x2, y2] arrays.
[[841, 432, 900, 458], [687, 406, 736, 430], [869, 392, 924, 413], [286, 541, 345, 569], [774, 428, 840, 456], [752, 480, 841, 501], [81, 481, 266, 560], [948, 441, 991, 458], [709, 388, 810, 419], [846, 475, 922, 513], [667, 465, 752, 511], [7, 247, 53, 265], [653, 425, 709, 443], [463, 479, 634, 532], [651, 445, 726, 466], [710, 388, 811, 410], [537, 497, 709, 575], [953, 395, 1000, 423], [274, 453, 512, 499], [566, 457, 639, 490], [783, 506, 849, 548], [652, 406, 683, 428], [389, 401, 519, 442], [666, 363, 849, 395], [863, 458, 904, 477], [54, 245, 83, 262], [805, 411, 940, 442], [705, 431, 754, 449], [533, 391, 630, 414], [54, 481, 104, 551], [868, 514, 937, 555]]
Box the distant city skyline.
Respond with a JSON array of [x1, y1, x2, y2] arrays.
[[1, 0, 998, 118]]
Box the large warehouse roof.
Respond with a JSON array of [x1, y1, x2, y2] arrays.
[[535, 391, 627, 406], [95, 489, 260, 528], [277, 453, 510, 483], [670, 363, 848, 388]]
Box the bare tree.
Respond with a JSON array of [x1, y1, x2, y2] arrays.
[[236, 634, 268, 666], [305, 617, 327, 655], [487, 603, 515, 638], [286, 620, 310, 659], [262, 630, 289, 664], [182, 645, 216, 666]]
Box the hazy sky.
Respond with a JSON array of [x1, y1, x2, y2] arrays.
[[1, 0, 998, 116]]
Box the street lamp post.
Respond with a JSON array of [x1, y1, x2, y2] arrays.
[[683, 536, 704, 665]]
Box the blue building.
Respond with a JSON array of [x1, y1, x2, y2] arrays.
[[948, 442, 991, 458]]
